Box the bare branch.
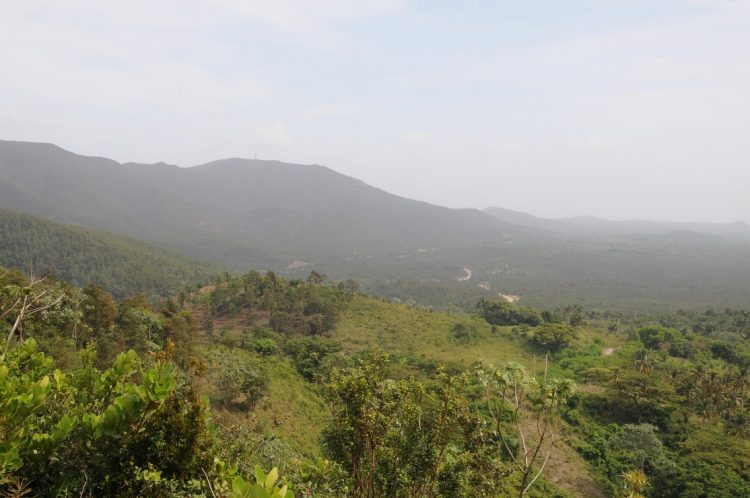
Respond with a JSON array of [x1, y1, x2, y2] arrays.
[[523, 449, 553, 495], [0, 297, 22, 321], [79, 469, 88, 498]]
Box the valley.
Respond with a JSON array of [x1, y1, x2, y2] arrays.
[[3, 140, 750, 311]]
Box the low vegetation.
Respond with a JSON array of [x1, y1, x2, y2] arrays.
[[2, 266, 750, 496]]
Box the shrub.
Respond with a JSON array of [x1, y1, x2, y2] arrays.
[[252, 338, 280, 356], [284, 338, 341, 381]]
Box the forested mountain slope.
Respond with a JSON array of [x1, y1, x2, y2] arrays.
[[0, 208, 217, 297], [0, 140, 521, 268]]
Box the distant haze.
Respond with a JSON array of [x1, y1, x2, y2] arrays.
[[1, 1, 749, 223]]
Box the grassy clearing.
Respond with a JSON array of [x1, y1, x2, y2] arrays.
[[334, 295, 534, 369]]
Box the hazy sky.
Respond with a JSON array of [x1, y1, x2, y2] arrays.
[[2, 1, 749, 222]]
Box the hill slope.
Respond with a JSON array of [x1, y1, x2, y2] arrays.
[[0, 140, 522, 268], [0, 208, 217, 297]]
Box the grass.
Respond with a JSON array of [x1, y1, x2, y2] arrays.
[[253, 358, 329, 456], [333, 295, 533, 369]]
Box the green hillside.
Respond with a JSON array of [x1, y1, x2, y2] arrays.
[[0, 140, 519, 268], [4, 267, 750, 496], [0, 208, 218, 297], [193, 273, 750, 497]]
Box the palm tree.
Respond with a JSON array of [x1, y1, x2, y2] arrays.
[[725, 409, 750, 439], [621, 470, 648, 498], [634, 350, 653, 375]]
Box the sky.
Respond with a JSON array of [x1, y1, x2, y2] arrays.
[[1, 0, 749, 223]]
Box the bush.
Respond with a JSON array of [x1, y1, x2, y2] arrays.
[[252, 338, 280, 356], [452, 322, 477, 342], [284, 337, 341, 381], [668, 340, 695, 358]]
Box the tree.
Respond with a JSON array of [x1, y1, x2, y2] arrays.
[[638, 325, 679, 350], [621, 470, 647, 498], [306, 271, 327, 286], [1, 338, 294, 497], [1, 271, 65, 357], [607, 424, 663, 469], [322, 351, 500, 497], [215, 357, 268, 409], [724, 409, 750, 439], [530, 323, 579, 352], [475, 361, 576, 497], [81, 284, 117, 339], [567, 304, 586, 327]]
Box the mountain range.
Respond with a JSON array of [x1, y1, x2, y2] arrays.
[[2, 139, 750, 310], [0, 140, 528, 269], [484, 206, 750, 241]]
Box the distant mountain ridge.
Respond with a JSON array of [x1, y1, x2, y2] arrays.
[[0, 140, 526, 269], [484, 206, 750, 241]]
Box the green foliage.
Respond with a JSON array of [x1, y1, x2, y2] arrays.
[[10, 256, 750, 497], [231, 466, 294, 498], [606, 424, 663, 469], [283, 337, 341, 381], [293, 457, 349, 497], [251, 338, 280, 356], [209, 348, 269, 409], [452, 322, 478, 342], [475, 361, 577, 497], [322, 351, 508, 497], [1, 338, 197, 495], [203, 271, 346, 337], [0, 338, 58, 475], [0, 338, 296, 497], [637, 325, 680, 350]]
